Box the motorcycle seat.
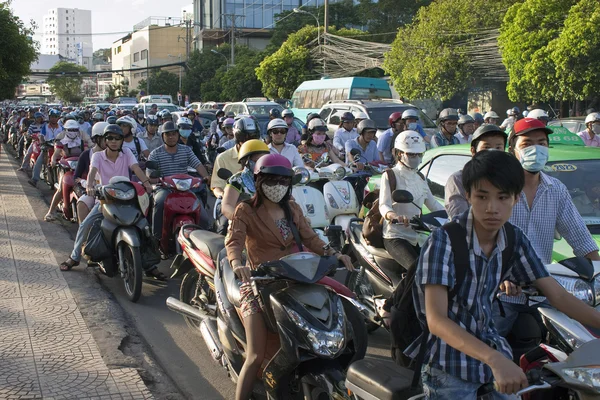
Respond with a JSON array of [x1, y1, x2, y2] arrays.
[[359, 234, 394, 260], [190, 230, 225, 261], [221, 258, 242, 308], [345, 359, 421, 400]]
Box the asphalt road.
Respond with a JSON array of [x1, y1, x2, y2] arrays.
[[14, 147, 393, 400]]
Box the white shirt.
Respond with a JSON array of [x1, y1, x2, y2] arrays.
[[269, 142, 304, 168], [454, 131, 472, 144], [378, 163, 444, 245], [333, 127, 358, 152], [122, 137, 148, 161]]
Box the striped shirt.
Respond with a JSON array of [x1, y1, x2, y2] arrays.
[[406, 209, 549, 384], [146, 144, 201, 178], [430, 131, 460, 148]]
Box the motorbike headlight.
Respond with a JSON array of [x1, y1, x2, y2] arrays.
[[554, 275, 594, 305], [173, 178, 192, 191], [294, 167, 310, 185], [283, 298, 346, 358], [334, 167, 346, 180], [67, 160, 78, 170], [563, 367, 600, 390], [105, 187, 135, 200]]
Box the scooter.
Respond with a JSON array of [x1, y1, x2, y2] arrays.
[[55, 156, 79, 221], [167, 253, 368, 399]]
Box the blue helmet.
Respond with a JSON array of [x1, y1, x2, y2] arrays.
[[49, 109, 61, 117]]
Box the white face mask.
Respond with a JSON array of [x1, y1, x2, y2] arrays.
[[262, 183, 288, 203], [407, 122, 418, 131], [592, 125, 600, 135], [402, 154, 422, 169]]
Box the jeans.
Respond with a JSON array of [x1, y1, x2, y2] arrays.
[[70, 203, 102, 262], [20, 142, 34, 168], [152, 189, 211, 241], [492, 300, 547, 338], [383, 237, 420, 271], [421, 365, 518, 400], [31, 152, 45, 182]]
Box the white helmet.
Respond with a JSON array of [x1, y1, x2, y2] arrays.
[[585, 112, 600, 125], [116, 116, 137, 129], [63, 119, 80, 130], [267, 118, 288, 132], [401, 109, 419, 120], [483, 111, 499, 120], [308, 118, 328, 132], [177, 117, 192, 128], [353, 111, 368, 120], [394, 130, 426, 153], [92, 122, 109, 138], [528, 109, 549, 120], [522, 110, 529, 117]]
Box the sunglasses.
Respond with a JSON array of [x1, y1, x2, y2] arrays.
[[271, 129, 287, 135], [405, 152, 424, 158], [66, 129, 80, 133], [105, 135, 123, 142], [263, 176, 291, 186]]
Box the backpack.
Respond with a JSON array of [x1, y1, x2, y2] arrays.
[[133, 136, 142, 161], [362, 169, 396, 248], [388, 220, 515, 386]]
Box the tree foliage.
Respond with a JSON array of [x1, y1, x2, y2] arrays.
[[0, 2, 38, 99], [384, 0, 519, 101], [356, 0, 432, 43], [46, 61, 88, 104], [138, 69, 180, 100]]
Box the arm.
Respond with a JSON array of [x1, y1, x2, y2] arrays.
[[444, 171, 469, 219], [424, 188, 444, 212], [292, 201, 327, 255], [225, 204, 249, 270], [131, 164, 152, 192], [379, 170, 396, 221], [74, 150, 89, 180], [210, 154, 226, 197], [86, 166, 99, 195], [291, 147, 304, 168], [221, 185, 241, 220], [332, 131, 344, 152], [145, 151, 159, 183]]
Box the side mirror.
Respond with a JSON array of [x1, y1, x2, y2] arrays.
[[216, 147, 226, 154], [149, 170, 161, 179], [217, 168, 233, 181], [350, 148, 360, 157], [145, 160, 159, 170], [392, 189, 414, 204]]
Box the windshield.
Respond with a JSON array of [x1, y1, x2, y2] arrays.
[[545, 160, 600, 229], [351, 88, 392, 99], [367, 107, 436, 130], [156, 104, 179, 113], [247, 104, 283, 116]]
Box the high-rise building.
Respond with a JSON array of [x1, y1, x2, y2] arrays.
[[41, 8, 93, 70]]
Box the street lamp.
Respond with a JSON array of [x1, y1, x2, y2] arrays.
[[293, 8, 320, 46], [168, 54, 183, 104], [211, 49, 229, 70]]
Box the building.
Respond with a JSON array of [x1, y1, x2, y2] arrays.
[[41, 8, 93, 70], [111, 17, 187, 92], [16, 54, 61, 100]]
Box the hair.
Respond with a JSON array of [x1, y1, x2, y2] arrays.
[[247, 173, 294, 220], [470, 132, 508, 152], [462, 150, 524, 197]]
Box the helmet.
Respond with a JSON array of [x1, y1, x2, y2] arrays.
[[513, 118, 553, 137], [160, 110, 172, 120], [216, 110, 225, 118], [93, 112, 104, 121], [353, 111, 368, 120], [106, 116, 117, 124], [254, 153, 293, 177], [107, 110, 116, 116], [116, 116, 137, 130], [306, 112, 321, 125], [34, 112, 43, 119], [122, 109, 132, 116], [357, 119, 377, 135], [308, 118, 328, 132], [233, 116, 260, 143], [146, 115, 159, 125], [341, 112, 355, 122], [469, 112, 484, 124], [267, 118, 288, 133], [438, 108, 459, 122], [64, 120, 80, 130], [238, 139, 269, 164], [528, 109, 549, 121], [103, 124, 123, 137], [471, 124, 507, 143], [388, 112, 403, 126], [401, 109, 419, 120], [161, 121, 178, 135], [282, 109, 294, 118], [269, 108, 282, 119], [522, 110, 529, 117], [585, 112, 600, 125], [177, 117, 192, 129], [483, 111, 500, 120], [511, 106, 520, 116], [92, 122, 109, 138], [49, 109, 61, 117], [458, 114, 475, 126], [225, 111, 235, 119], [223, 118, 235, 127], [394, 130, 426, 153]]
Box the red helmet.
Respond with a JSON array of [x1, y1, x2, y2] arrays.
[[253, 154, 293, 176], [388, 112, 403, 127]]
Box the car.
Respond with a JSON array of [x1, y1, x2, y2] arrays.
[[188, 102, 203, 111], [138, 103, 180, 117], [172, 110, 216, 132], [318, 99, 437, 139], [548, 117, 586, 134], [223, 100, 285, 134], [200, 102, 227, 111]]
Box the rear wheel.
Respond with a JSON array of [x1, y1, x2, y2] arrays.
[[121, 243, 143, 302], [346, 265, 379, 333], [180, 269, 215, 330]]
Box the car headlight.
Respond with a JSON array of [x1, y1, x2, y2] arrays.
[[105, 187, 135, 200], [563, 367, 600, 390], [283, 298, 346, 358], [554, 275, 594, 306], [67, 160, 78, 170], [173, 178, 192, 191], [293, 167, 310, 185], [334, 167, 346, 180]]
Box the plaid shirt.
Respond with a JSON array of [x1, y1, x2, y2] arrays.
[[406, 210, 549, 383], [431, 131, 460, 148], [501, 172, 598, 304]]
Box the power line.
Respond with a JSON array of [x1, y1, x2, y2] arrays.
[[25, 61, 186, 76]]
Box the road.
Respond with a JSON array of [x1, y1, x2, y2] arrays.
[[13, 146, 393, 400]]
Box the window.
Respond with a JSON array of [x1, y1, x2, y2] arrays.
[[66, 23, 69, 27], [425, 155, 470, 199], [133, 52, 140, 62], [134, 73, 140, 78], [329, 107, 349, 125], [141, 50, 148, 60], [319, 107, 332, 120], [66, 17, 68, 20]]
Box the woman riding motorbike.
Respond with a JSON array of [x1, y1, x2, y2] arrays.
[[225, 154, 353, 400], [297, 118, 344, 168]]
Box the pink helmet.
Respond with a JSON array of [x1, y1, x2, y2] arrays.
[[253, 153, 293, 176]]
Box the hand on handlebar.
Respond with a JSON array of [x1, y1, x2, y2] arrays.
[[499, 281, 522, 297], [335, 253, 354, 271], [387, 212, 409, 227], [87, 184, 96, 197], [490, 352, 528, 394]]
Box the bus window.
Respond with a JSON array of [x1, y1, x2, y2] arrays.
[[342, 88, 349, 99], [351, 87, 392, 99], [314, 90, 323, 108], [322, 89, 332, 104], [304, 90, 314, 108]]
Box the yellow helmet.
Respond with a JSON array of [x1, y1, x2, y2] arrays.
[[238, 139, 269, 164]]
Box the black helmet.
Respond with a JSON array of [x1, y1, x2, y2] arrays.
[[146, 115, 159, 126], [306, 112, 320, 125], [269, 108, 282, 119], [160, 121, 178, 135], [106, 116, 117, 124], [216, 110, 225, 118], [471, 124, 507, 143], [341, 112, 355, 122], [160, 110, 172, 120], [103, 124, 123, 137], [234, 116, 260, 144]]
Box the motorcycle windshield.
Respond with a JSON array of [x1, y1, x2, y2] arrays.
[[261, 253, 336, 284]]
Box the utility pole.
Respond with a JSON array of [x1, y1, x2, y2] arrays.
[[221, 14, 244, 68], [324, 0, 329, 43]]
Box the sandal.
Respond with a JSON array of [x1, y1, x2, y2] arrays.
[[44, 213, 57, 222], [145, 268, 168, 281], [60, 258, 80, 271]]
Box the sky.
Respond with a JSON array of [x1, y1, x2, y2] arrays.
[[10, 0, 192, 51]]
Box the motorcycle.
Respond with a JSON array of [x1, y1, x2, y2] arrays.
[[167, 252, 367, 399], [55, 156, 79, 221]]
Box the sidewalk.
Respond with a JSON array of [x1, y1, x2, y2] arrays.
[[0, 150, 153, 399]]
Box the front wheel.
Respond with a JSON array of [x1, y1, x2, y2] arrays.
[[121, 243, 143, 302]]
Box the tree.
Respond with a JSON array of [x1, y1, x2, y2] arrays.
[[138, 70, 179, 99], [46, 61, 88, 103], [356, 0, 432, 43], [219, 47, 263, 101], [384, 0, 519, 101], [498, 0, 576, 102], [183, 47, 228, 101], [0, 2, 38, 99]]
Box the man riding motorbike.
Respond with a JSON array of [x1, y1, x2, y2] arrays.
[[333, 112, 358, 154], [19, 111, 45, 172], [431, 108, 461, 148], [282, 109, 300, 145], [138, 114, 163, 153], [176, 116, 209, 165], [377, 112, 406, 164]]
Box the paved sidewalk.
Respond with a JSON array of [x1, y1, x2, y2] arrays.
[[0, 151, 153, 399]]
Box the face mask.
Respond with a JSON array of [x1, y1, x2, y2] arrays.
[[247, 159, 256, 172], [262, 183, 288, 203], [402, 154, 422, 169], [592, 125, 600, 135], [407, 122, 418, 131], [179, 129, 192, 138], [518, 145, 549, 173], [312, 133, 326, 145]]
